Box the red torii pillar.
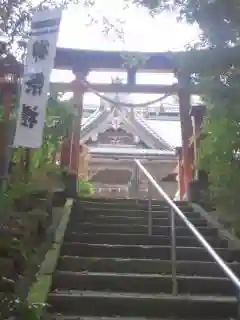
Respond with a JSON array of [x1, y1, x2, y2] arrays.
[[60, 72, 86, 175]]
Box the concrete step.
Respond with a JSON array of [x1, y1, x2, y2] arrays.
[[58, 256, 240, 277], [67, 223, 218, 237], [73, 216, 208, 227], [52, 271, 235, 296], [47, 291, 237, 318], [60, 243, 240, 262], [64, 233, 228, 248]]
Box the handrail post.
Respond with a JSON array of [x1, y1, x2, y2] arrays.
[[133, 163, 139, 199], [148, 181, 152, 236], [170, 207, 178, 295]]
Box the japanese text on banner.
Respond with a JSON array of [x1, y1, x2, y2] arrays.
[[14, 8, 62, 148]]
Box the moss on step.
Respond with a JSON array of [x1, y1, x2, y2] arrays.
[[27, 199, 73, 313]]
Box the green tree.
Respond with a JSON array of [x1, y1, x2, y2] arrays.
[[134, 0, 240, 212], [31, 96, 74, 169], [133, 0, 240, 47], [198, 80, 240, 211]]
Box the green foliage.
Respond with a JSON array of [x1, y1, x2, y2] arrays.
[[77, 179, 94, 195], [198, 76, 240, 212], [15, 301, 45, 320], [190, 1, 240, 213], [1, 294, 44, 320], [45, 97, 74, 144], [0, 97, 71, 319], [25, 97, 73, 170], [199, 114, 240, 211], [8, 181, 35, 199], [0, 188, 13, 213]]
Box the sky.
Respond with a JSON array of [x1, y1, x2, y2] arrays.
[[50, 0, 201, 106]]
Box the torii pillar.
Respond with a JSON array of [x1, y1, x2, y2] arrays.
[[60, 71, 88, 175], [177, 70, 193, 197], [176, 147, 185, 200], [69, 72, 86, 174]]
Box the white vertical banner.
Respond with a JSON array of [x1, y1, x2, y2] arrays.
[[14, 8, 62, 148]]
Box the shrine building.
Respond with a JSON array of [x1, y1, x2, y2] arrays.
[[78, 87, 182, 199]]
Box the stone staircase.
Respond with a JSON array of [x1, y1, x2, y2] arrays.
[[47, 198, 240, 319]]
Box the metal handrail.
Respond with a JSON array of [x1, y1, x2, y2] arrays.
[[134, 159, 240, 295]]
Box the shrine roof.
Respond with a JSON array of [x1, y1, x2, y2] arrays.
[[89, 147, 175, 155], [144, 119, 182, 148], [80, 105, 182, 152], [88, 146, 176, 160]]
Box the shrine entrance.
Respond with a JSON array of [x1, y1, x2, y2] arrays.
[[50, 47, 235, 199]]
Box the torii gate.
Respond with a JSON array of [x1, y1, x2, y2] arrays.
[[50, 46, 240, 199]]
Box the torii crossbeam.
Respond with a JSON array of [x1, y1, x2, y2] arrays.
[[53, 46, 240, 197]]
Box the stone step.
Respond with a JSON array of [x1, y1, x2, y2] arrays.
[[67, 223, 218, 237], [60, 243, 240, 262], [78, 198, 142, 205], [77, 202, 194, 209], [77, 198, 190, 208], [47, 291, 237, 318], [57, 257, 240, 277], [73, 216, 208, 227], [52, 271, 235, 296], [49, 316, 228, 320], [76, 201, 151, 210], [76, 208, 197, 218], [47, 198, 240, 319], [80, 213, 200, 220], [64, 233, 228, 248]]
